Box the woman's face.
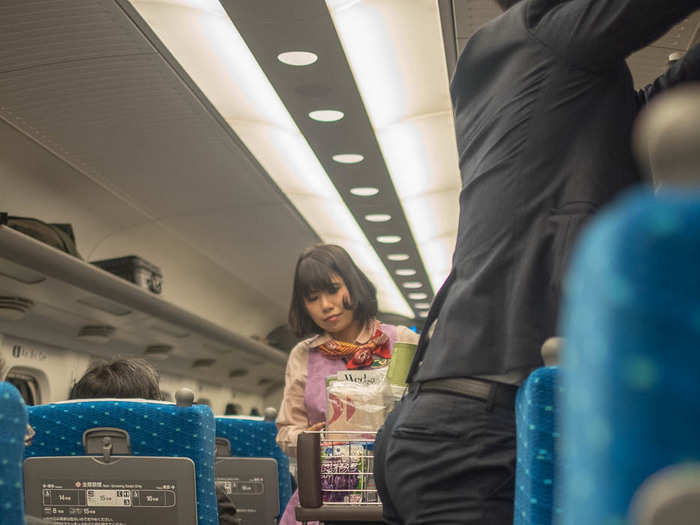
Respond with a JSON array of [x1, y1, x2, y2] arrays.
[[304, 274, 358, 340]]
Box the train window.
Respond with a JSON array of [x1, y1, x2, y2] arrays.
[[6, 369, 41, 405]]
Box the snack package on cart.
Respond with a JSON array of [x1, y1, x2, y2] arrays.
[[325, 368, 392, 434], [320, 438, 377, 504]]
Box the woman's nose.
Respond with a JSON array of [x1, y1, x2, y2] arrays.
[[319, 294, 332, 310]]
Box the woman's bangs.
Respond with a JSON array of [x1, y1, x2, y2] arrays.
[[297, 257, 336, 298]]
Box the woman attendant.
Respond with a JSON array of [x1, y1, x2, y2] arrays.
[[277, 244, 419, 525]]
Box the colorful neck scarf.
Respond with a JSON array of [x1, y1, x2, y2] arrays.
[[317, 328, 391, 369]]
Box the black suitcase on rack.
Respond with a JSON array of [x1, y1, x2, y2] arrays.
[[91, 255, 162, 294]]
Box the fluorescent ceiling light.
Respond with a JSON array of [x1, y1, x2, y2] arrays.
[[418, 311, 428, 318], [414, 302, 430, 309], [395, 269, 416, 276], [309, 110, 345, 122], [387, 253, 410, 261], [377, 235, 401, 244], [402, 282, 423, 289], [408, 292, 427, 300], [325, 0, 461, 291], [130, 0, 413, 318], [365, 214, 391, 222], [277, 51, 318, 66], [350, 187, 379, 196], [332, 153, 364, 164]]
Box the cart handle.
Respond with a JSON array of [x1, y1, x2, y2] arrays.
[[297, 431, 322, 508]]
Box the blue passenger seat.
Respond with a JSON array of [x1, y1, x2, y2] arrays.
[[215, 416, 292, 517], [514, 366, 561, 525], [0, 382, 28, 525], [26, 399, 218, 525], [559, 189, 700, 525]]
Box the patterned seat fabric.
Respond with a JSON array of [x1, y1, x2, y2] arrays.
[[514, 367, 561, 525], [0, 382, 28, 525], [559, 189, 700, 525], [26, 400, 218, 525], [215, 416, 292, 516]]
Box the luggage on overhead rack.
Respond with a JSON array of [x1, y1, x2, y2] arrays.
[[91, 255, 163, 294], [1, 212, 82, 259]]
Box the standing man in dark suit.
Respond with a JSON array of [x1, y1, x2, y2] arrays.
[[374, 1, 700, 523]]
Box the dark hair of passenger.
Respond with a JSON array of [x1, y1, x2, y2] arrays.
[[224, 403, 240, 415], [69, 358, 162, 401], [494, 0, 521, 10], [288, 244, 378, 338]]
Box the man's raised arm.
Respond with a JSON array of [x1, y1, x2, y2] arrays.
[[527, 0, 700, 72], [637, 43, 700, 106]]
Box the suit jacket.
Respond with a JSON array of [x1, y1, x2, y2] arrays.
[[411, 0, 700, 382]]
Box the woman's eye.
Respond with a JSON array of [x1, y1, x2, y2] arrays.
[[306, 295, 318, 302]]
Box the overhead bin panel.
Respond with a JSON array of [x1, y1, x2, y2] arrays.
[[0, 225, 287, 393]]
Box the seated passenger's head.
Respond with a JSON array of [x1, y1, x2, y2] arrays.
[[494, 0, 521, 11], [224, 403, 240, 415], [288, 244, 377, 338], [69, 358, 162, 400]]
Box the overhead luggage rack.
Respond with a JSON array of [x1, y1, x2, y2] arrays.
[[295, 430, 383, 523], [0, 225, 287, 390]]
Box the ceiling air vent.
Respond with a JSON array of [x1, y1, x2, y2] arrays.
[[145, 345, 174, 360], [0, 296, 34, 321], [77, 325, 115, 344], [192, 358, 216, 368], [228, 368, 248, 378]]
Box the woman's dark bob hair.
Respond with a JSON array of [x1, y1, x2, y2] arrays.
[[289, 244, 377, 337]]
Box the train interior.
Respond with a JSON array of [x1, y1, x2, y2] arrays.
[[1, 1, 699, 524]]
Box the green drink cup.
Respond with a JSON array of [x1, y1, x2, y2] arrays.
[[387, 342, 418, 387]]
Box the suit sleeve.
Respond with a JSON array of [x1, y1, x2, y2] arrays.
[[637, 43, 700, 106], [527, 0, 700, 71]]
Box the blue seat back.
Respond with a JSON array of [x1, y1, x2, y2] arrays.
[[514, 366, 561, 525], [26, 400, 218, 525], [0, 382, 28, 525], [215, 416, 292, 516], [559, 190, 700, 525]]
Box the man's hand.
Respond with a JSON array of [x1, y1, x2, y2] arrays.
[[306, 421, 325, 432]]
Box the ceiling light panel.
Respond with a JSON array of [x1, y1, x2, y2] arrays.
[[332, 153, 364, 164], [277, 51, 318, 66], [377, 235, 401, 244], [350, 187, 379, 197], [365, 214, 391, 222], [309, 110, 345, 122], [325, 0, 461, 291], [211, 0, 436, 318], [130, 0, 413, 317]]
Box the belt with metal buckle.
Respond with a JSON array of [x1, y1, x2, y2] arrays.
[[409, 377, 518, 410]]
